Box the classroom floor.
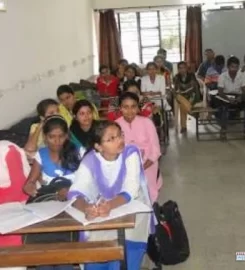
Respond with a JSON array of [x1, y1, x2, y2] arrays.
[[146, 119, 245, 270]]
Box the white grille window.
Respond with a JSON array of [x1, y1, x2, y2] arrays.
[[117, 12, 140, 64], [116, 9, 186, 64]]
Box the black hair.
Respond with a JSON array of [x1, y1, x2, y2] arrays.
[[227, 56, 240, 67], [118, 59, 129, 65], [153, 55, 164, 62], [205, 48, 214, 53], [56, 85, 74, 97], [157, 48, 166, 55], [92, 120, 122, 146], [118, 92, 140, 106], [215, 55, 225, 66], [36, 99, 58, 117], [177, 61, 187, 69], [43, 116, 80, 171], [123, 80, 141, 93], [125, 65, 137, 74], [146, 62, 158, 70], [72, 99, 94, 116], [99, 65, 109, 73]]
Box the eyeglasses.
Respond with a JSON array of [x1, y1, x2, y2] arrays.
[[102, 132, 124, 143]]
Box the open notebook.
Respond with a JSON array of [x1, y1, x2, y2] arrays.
[[0, 199, 75, 234], [66, 199, 152, 226], [0, 199, 152, 234]]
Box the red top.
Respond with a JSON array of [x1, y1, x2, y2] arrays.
[[107, 98, 154, 121], [0, 145, 28, 247], [96, 75, 119, 97]]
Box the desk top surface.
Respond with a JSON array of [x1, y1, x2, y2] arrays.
[[15, 213, 135, 234]]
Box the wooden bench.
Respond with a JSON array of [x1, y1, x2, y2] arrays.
[[191, 106, 245, 141], [0, 241, 123, 267], [0, 213, 135, 270], [191, 106, 219, 140]]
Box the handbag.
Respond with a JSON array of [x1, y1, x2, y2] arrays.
[[23, 177, 79, 244]]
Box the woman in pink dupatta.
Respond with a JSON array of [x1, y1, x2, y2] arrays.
[[116, 92, 162, 202]]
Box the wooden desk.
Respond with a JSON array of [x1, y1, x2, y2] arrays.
[[0, 213, 135, 270]]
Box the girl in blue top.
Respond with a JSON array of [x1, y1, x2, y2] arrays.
[[24, 115, 83, 198], [24, 115, 83, 270]]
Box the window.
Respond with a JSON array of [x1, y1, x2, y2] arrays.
[[116, 9, 186, 64], [0, 0, 6, 11]]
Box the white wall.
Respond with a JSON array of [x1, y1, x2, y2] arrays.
[[92, 0, 242, 9], [0, 0, 94, 129], [92, 0, 200, 9], [202, 9, 245, 62]]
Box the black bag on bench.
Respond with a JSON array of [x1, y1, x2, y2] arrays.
[[23, 177, 79, 244]]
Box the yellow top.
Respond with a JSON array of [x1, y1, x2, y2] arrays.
[[29, 123, 44, 148]]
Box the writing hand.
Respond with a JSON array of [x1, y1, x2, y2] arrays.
[[98, 200, 111, 217], [85, 204, 99, 221]]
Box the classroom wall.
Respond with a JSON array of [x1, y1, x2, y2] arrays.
[[0, 0, 94, 129], [202, 9, 245, 62], [92, 0, 242, 9]]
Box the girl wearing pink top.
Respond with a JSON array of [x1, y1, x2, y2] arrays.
[[116, 92, 162, 202]]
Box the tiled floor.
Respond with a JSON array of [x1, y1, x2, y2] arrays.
[[147, 120, 245, 270]]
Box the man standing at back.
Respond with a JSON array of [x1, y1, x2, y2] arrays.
[[157, 48, 173, 73], [197, 48, 215, 80]]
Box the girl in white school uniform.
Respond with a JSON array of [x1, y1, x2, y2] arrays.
[[68, 120, 153, 270], [141, 62, 170, 109]]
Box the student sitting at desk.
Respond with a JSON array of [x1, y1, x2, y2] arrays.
[[173, 61, 201, 133], [97, 65, 119, 97], [0, 141, 29, 270], [24, 99, 59, 160], [24, 116, 82, 196], [23, 116, 82, 270], [70, 100, 99, 150], [141, 62, 166, 97], [57, 85, 99, 127], [107, 80, 154, 121], [68, 120, 152, 270], [216, 56, 245, 137], [120, 65, 141, 92], [205, 55, 226, 90], [141, 62, 170, 110], [116, 92, 162, 202]]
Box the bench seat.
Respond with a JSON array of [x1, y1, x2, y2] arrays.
[[0, 240, 123, 267]]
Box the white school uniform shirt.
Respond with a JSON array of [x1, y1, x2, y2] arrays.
[[141, 74, 166, 96], [69, 150, 151, 243], [141, 74, 171, 109], [71, 151, 141, 203], [218, 71, 245, 94]]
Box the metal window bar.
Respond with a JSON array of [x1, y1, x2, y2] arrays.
[[136, 12, 143, 63], [116, 9, 186, 63], [178, 9, 183, 61]]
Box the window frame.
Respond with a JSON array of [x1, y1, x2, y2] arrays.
[[116, 9, 186, 64]]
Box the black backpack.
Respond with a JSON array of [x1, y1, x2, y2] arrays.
[[23, 177, 79, 244], [147, 200, 190, 269]]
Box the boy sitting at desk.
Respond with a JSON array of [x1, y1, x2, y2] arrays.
[[216, 56, 245, 137]]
